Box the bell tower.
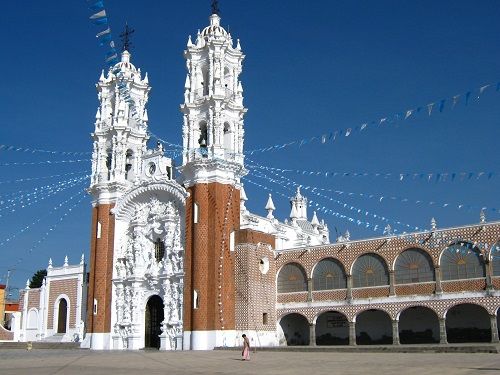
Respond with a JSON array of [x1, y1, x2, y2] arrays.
[[85, 49, 151, 349], [180, 7, 247, 349]]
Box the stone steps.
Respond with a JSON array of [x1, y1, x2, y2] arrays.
[[0, 342, 82, 350], [214, 344, 500, 353]]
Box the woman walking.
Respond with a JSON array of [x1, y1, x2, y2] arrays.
[[241, 334, 250, 361]]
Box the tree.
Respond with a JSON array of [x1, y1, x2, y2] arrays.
[[29, 269, 47, 288]]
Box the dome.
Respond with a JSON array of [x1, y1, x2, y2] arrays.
[[201, 14, 228, 38], [111, 50, 138, 79]]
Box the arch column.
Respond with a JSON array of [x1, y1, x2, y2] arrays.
[[348, 321, 356, 346], [346, 275, 353, 301], [435, 266, 443, 294], [439, 318, 447, 344], [485, 262, 493, 291], [307, 278, 313, 302], [490, 315, 499, 343], [309, 323, 316, 346], [392, 319, 400, 345], [389, 271, 396, 296]]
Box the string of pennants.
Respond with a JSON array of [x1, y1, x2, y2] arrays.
[[249, 162, 496, 183], [247, 166, 420, 232], [247, 81, 500, 155], [0, 172, 88, 196], [0, 144, 90, 156], [0, 175, 89, 216], [0, 171, 87, 185], [0, 159, 90, 167], [249, 161, 499, 215]]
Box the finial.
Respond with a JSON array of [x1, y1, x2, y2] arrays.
[[187, 35, 194, 47], [48, 258, 53, 269], [311, 211, 320, 227], [80, 254, 85, 265], [344, 230, 350, 241], [143, 72, 149, 84], [95, 108, 101, 120], [26, 279, 30, 289], [236, 38, 241, 50], [430, 217, 437, 231], [99, 69, 105, 82], [480, 209, 486, 223], [383, 224, 392, 236], [64, 255, 68, 267], [265, 193, 276, 219], [211, 0, 220, 15], [119, 22, 135, 52]]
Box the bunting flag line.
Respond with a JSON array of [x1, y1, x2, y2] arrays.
[[0, 159, 90, 166], [247, 79, 500, 155], [0, 144, 90, 156], [0, 171, 88, 185], [248, 162, 496, 183]]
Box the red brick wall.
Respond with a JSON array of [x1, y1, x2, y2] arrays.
[[47, 279, 78, 329], [352, 286, 390, 299], [184, 183, 240, 332], [441, 278, 486, 293], [277, 292, 308, 303], [395, 282, 436, 296], [312, 289, 347, 301], [86, 204, 115, 334]]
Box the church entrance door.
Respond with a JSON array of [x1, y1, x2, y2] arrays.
[[57, 299, 67, 334], [145, 295, 164, 349]]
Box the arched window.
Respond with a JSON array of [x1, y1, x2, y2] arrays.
[[313, 258, 346, 290], [125, 149, 134, 181], [352, 253, 389, 288], [491, 242, 500, 276], [198, 121, 208, 148], [154, 239, 165, 262], [106, 150, 112, 180], [441, 242, 485, 280], [277, 263, 307, 293], [395, 248, 435, 284], [223, 122, 232, 153]]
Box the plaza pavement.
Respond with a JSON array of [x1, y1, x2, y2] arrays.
[[1, 349, 500, 375]]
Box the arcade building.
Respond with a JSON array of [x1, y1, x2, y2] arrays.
[[80, 8, 500, 351]]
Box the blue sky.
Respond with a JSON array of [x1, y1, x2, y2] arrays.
[[0, 0, 499, 291]]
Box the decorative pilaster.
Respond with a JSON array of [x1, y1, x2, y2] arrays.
[[389, 270, 396, 296], [346, 275, 353, 301], [348, 321, 356, 345], [309, 323, 316, 346], [485, 261, 493, 291], [435, 266, 443, 294], [439, 318, 447, 344], [307, 278, 313, 302], [490, 315, 499, 343], [392, 320, 400, 345]]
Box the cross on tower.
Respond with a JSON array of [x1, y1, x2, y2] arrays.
[[211, 0, 220, 15], [119, 23, 135, 52]]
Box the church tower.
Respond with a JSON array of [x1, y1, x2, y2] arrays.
[[86, 50, 151, 349], [180, 8, 247, 349]]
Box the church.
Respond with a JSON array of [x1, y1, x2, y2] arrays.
[[81, 7, 500, 351]]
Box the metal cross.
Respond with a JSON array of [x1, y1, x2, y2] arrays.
[[211, 0, 220, 15], [119, 23, 135, 52]]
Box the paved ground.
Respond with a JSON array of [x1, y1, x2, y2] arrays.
[[0, 349, 499, 375]]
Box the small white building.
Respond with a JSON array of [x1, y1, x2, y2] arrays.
[[18, 256, 87, 342]]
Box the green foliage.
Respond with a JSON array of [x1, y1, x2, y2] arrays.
[[29, 269, 47, 288]]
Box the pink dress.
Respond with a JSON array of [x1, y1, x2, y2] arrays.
[[242, 338, 250, 360]]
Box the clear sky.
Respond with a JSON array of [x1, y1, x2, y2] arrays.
[[0, 0, 499, 291]]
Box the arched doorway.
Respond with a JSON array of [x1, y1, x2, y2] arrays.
[[446, 303, 491, 343], [356, 309, 392, 345], [399, 306, 439, 344], [57, 299, 68, 334], [145, 295, 164, 349], [279, 313, 309, 345], [315, 311, 349, 345]]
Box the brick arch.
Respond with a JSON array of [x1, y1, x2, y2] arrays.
[[353, 307, 392, 322], [311, 256, 347, 276], [391, 245, 437, 270], [276, 261, 308, 284], [395, 304, 439, 321], [312, 309, 349, 325], [277, 311, 311, 324], [443, 301, 492, 318], [349, 252, 390, 275]]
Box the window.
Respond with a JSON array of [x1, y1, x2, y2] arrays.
[[96, 221, 102, 239], [193, 290, 199, 309], [312, 258, 347, 290], [277, 263, 307, 293], [93, 299, 98, 315], [491, 242, 500, 276], [263, 313, 268, 325], [352, 253, 389, 288], [154, 239, 165, 262], [441, 242, 485, 280], [193, 202, 199, 224], [395, 248, 435, 284]]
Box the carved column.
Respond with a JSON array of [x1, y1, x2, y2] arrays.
[[485, 262, 493, 291], [348, 321, 356, 346], [309, 323, 316, 346], [389, 270, 396, 296], [346, 275, 353, 302], [439, 318, 447, 344], [307, 278, 313, 302], [490, 315, 499, 343], [435, 266, 443, 294], [392, 320, 400, 345]]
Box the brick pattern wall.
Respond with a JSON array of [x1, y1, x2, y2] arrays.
[[492, 277, 500, 289], [395, 282, 436, 296], [0, 325, 13, 340], [277, 292, 308, 303], [441, 278, 487, 293], [27, 289, 41, 311], [235, 236, 277, 332], [184, 183, 240, 332], [312, 289, 348, 301], [352, 286, 390, 299], [47, 279, 78, 329], [86, 204, 115, 334]]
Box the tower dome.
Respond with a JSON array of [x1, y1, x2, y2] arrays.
[[201, 14, 228, 38]]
